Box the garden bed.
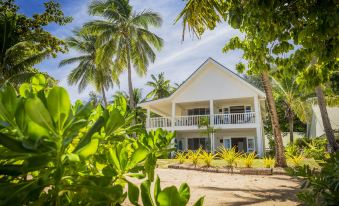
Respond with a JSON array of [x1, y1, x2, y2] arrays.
[[168, 164, 287, 175]]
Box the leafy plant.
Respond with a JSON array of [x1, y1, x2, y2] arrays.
[[263, 157, 275, 168], [302, 138, 328, 160], [287, 152, 339, 205], [287, 154, 304, 167], [175, 152, 187, 164], [218, 146, 242, 170], [187, 148, 202, 167], [242, 152, 257, 168], [0, 76, 199, 205], [285, 143, 300, 157], [199, 150, 216, 167], [139, 176, 204, 206]]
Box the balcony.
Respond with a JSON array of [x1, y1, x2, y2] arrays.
[[147, 112, 256, 130]]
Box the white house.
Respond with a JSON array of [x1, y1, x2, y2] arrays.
[[307, 105, 339, 138], [139, 58, 267, 157]]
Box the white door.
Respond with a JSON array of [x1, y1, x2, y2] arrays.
[[223, 138, 232, 149], [247, 137, 255, 152]]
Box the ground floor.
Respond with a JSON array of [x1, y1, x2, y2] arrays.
[[174, 128, 265, 156], [123, 168, 301, 206]]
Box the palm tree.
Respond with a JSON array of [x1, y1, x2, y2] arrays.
[[146, 72, 172, 100], [84, 0, 163, 110], [59, 30, 118, 106], [272, 75, 311, 143]]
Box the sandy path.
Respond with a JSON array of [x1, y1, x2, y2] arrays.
[[125, 168, 301, 206]]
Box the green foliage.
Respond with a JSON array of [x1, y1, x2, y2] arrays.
[[139, 176, 204, 206], [302, 138, 328, 160], [287, 152, 339, 205], [287, 154, 304, 167], [175, 151, 187, 164], [146, 72, 173, 100], [217, 146, 242, 169], [263, 157, 275, 168], [285, 143, 301, 157], [199, 150, 216, 167], [187, 148, 202, 167], [242, 152, 257, 168], [0, 75, 199, 205]]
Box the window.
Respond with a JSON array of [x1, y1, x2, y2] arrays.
[[223, 138, 231, 149], [245, 106, 252, 113], [247, 138, 255, 152], [188, 138, 209, 150], [187, 108, 210, 116]]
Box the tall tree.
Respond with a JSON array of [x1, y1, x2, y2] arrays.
[[84, 0, 163, 110], [177, 1, 289, 166], [59, 30, 118, 106], [146, 72, 172, 100], [0, 0, 71, 84]]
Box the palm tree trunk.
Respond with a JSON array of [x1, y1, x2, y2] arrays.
[[127, 48, 135, 110], [315, 86, 339, 152], [101, 86, 108, 107], [262, 71, 287, 167], [288, 115, 294, 144]]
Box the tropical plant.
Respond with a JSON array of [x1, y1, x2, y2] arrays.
[[242, 152, 257, 168], [197, 116, 215, 151], [263, 157, 275, 168], [287, 154, 304, 167], [139, 176, 204, 206], [303, 138, 328, 160], [146, 72, 173, 100], [84, 0, 163, 110], [175, 151, 187, 164], [187, 148, 202, 167], [272, 74, 311, 143], [287, 152, 339, 205], [199, 150, 216, 167], [218, 146, 242, 170], [59, 30, 118, 106], [285, 143, 300, 158], [0, 75, 200, 205], [0, 0, 71, 85]]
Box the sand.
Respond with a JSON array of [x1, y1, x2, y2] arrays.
[[125, 168, 301, 206]]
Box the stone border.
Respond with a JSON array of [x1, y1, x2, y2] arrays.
[[168, 164, 287, 175]]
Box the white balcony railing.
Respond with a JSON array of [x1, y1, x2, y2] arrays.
[[148, 117, 172, 128], [147, 112, 256, 129]]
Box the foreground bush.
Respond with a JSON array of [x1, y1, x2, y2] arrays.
[[200, 150, 216, 167], [0, 77, 204, 205], [288, 152, 339, 205], [217, 146, 242, 170]]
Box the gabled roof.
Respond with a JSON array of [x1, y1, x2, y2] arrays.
[[139, 58, 266, 107]]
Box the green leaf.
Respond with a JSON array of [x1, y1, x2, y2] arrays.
[[25, 97, 54, 131], [154, 176, 161, 205], [0, 85, 18, 123], [23, 155, 51, 171], [193, 196, 205, 206], [105, 108, 125, 135], [19, 83, 31, 97], [0, 133, 32, 153], [157, 186, 180, 206], [47, 86, 71, 131], [73, 116, 104, 152], [141, 180, 154, 206], [76, 139, 99, 158], [62, 153, 80, 162], [128, 181, 140, 205], [178, 183, 190, 205], [129, 145, 149, 167]]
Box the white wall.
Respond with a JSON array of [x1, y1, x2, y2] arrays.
[[309, 106, 339, 137]]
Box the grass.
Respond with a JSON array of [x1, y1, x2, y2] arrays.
[[157, 158, 320, 169]]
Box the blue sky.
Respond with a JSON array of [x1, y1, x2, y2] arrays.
[[17, 0, 243, 102]]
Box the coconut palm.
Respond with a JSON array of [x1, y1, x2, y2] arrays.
[[272, 75, 311, 143], [146, 72, 172, 100], [59, 30, 118, 106], [83, 0, 163, 110]]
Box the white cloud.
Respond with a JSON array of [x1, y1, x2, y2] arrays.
[[37, 0, 244, 102]]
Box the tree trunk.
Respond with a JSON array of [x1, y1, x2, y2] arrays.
[[261, 71, 287, 167], [288, 115, 294, 144], [101, 86, 108, 107], [315, 86, 339, 152], [126, 48, 135, 110]]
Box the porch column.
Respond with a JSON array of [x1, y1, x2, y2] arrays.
[[171, 102, 176, 131], [209, 99, 214, 126], [146, 108, 150, 128], [254, 96, 263, 157]]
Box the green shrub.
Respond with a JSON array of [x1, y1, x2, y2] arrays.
[[242, 152, 257, 168], [285, 143, 300, 157], [263, 156, 275, 168], [0, 76, 203, 205], [217, 146, 242, 169], [187, 147, 202, 167], [175, 151, 187, 164], [302, 138, 328, 160], [287, 152, 339, 205], [199, 150, 217, 167], [287, 154, 304, 167]]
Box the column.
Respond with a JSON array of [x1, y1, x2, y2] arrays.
[[209, 99, 214, 126], [171, 102, 176, 131], [146, 108, 150, 128], [254, 95, 263, 157]]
